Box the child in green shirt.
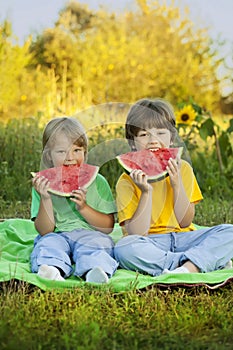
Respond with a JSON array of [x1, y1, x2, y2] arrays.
[[31, 117, 118, 283]]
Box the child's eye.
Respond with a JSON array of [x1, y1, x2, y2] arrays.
[[74, 148, 83, 153], [138, 132, 149, 138]]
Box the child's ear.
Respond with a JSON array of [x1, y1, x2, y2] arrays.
[[131, 142, 137, 151], [170, 135, 174, 147], [128, 139, 136, 151]]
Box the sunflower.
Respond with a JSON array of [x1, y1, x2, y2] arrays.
[[176, 105, 197, 126]]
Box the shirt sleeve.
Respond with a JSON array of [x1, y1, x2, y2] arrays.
[[31, 174, 117, 221], [30, 187, 40, 220], [86, 174, 117, 214], [116, 173, 139, 225], [181, 161, 203, 204], [116, 162, 203, 227]]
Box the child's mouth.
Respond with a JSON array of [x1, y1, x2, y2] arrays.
[[148, 148, 160, 152]]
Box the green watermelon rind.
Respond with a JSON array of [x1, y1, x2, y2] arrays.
[[31, 164, 99, 197], [148, 170, 169, 182], [116, 160, 169, 182], [116, 147, 183, 182]]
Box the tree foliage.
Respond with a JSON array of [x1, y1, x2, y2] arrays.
[[0, 21, 32, 118], [0, 20, 56, 121], [0, 0, 227, 121]]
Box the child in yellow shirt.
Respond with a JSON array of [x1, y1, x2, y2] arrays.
[[115, 98, 233, 275]]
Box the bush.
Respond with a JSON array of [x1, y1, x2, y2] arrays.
[[0, 118, 42, 202], [0, 115, 232, 208]]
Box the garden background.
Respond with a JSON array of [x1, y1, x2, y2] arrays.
[[0, 1, 233, 349], [0, 0, 232, 218]]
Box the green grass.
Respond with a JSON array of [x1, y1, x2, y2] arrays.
[[1, 197, 232, 226], [195, 198, 233, 226], [0, 117, 232, 349], [0, 281, 233, 349], [0, 197, 233, 349]]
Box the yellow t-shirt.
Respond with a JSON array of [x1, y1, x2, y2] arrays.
[[116, 160, 203, 234]]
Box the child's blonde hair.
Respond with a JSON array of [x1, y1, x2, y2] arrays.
[[125, 98, 177, 149], [42, 117, 88, 168]]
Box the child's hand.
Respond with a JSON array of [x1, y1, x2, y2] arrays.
[[130, 169, 152, 193], [32, 175, 51, 199], [70, 188, 87, 210], [166, 157, 181, 188]]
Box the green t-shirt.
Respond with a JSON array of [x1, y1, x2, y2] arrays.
[[31, 174, 116, 232]]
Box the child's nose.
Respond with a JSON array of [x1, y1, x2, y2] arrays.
[[149, 133, 159, 142], [66, 150, 73, 160]]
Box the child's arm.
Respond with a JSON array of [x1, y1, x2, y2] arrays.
[[70, 189, 114, 234], [167, 158, 195, 227], [124, 170, 153, 236], [32, 176, 56, 235]]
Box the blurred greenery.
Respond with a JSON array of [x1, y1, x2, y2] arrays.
[[1, 0, 231, 122], [0, 3, 232, 349], [0, 0, 232, 219], [0, 112, 232, 217], [176, 101, 233, 199]]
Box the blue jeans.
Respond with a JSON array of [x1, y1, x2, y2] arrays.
[[31, 229, 119, 278], [114, 224, 233, 276]]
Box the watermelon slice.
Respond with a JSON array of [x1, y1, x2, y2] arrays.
[[31, 163, 99, 197], [116, 147, 183, 181]]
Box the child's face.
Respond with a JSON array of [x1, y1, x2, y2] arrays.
[[134, 127, 172, 151], [49, 134, 85, 167]]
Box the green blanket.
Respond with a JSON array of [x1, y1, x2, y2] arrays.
[[0, 219, 232, 291]]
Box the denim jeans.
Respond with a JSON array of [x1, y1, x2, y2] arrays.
[[31, 229, 119, 278], [114, 224, 233, 276]]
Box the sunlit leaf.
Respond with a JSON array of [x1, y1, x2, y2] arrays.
[[226, 118, 233, 133], [199, 118, 215, 140], [218, 132, 233, 167]]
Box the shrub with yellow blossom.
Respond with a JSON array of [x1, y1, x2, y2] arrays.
[[175, 101, 233, 183], [175, 104, 197, 126]]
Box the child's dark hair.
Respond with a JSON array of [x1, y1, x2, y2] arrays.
[[125, 98, 177, 149]]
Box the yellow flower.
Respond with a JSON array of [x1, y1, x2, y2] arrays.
[[20, 95, 27, 102], [108, 63, 114, 71], [176, 105, 197, 125]]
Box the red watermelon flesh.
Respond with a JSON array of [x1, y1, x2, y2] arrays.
[[116, 148, 183, 181], [31, 163, 99, 197]]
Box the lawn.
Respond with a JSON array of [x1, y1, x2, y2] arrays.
[[0, 198, 232, 350], [0, 117, 232, 349]]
